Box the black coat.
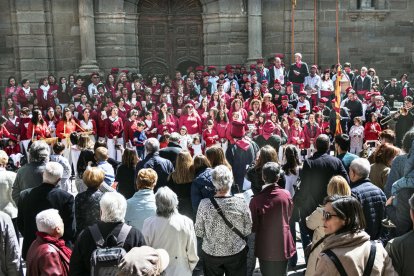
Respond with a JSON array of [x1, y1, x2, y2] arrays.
[[246, 164, 287, 195], [115, 164, 136, 199], [295, 152, 349, 218], [135, 152, 174, 190], [159, 142, 183, 167], [254, 134, 287, 152], [17, 183, 75, 259], [69, 222, 146, 276]]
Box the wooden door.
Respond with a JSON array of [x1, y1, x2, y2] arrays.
[[138, 0, 203, 77]]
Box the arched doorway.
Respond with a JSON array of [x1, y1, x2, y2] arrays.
[[138, 0, 204, 77]]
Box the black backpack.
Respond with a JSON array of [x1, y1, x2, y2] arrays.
[[89, 223, 132, 276]]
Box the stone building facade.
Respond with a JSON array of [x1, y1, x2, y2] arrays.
[[0, 0, 413, 88]]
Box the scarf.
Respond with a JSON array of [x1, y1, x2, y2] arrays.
[[36, 231, 72, 259], [40, 85, 50, 100], [235, 138, 250, 151], [22, 86, 31, 95], [295, 62, 302, 69]]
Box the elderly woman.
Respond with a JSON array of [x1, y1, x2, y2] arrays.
[[74, 167, 106, 237], [305, 176, 351, 275], [69, 192, 146, 275], [26, 209, 71, 276], [125, 168, 157, 231], [142, 187, 198, 276], [313, 196, 396, 275], [195, 165, 252, 276], [12, 140, 50, 205]]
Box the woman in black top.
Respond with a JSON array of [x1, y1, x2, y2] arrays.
[[167, 151, 194, 219], [115, 148, 138, 199]]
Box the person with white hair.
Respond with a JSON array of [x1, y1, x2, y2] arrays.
[[17, 161, 75, 260], [12, 140, 50, 205], [142, 187, 198, 275], [69, 192, 146, 275], [353, 66, 372, 100], [349, 158, 387, 240], [26, 209, 72, 276], [195, 165, 252, 275], [136, 138, 174, 189], [287, 52, 309, 94]]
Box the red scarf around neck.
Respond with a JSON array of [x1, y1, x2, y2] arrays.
[[36, 231, 72, 259]]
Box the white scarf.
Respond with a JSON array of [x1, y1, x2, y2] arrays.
[[23, 86, 31, 95], [40, 85, 50, 100]]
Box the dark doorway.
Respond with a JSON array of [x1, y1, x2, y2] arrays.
[[138, 0, 204, 77]]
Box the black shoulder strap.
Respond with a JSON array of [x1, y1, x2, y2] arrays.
[[89, 224, 105, 248], [323, 249, 348, 276], [363, 241, 377, 276], [116, 224, 132, 247], [308, 235, 327, 256], [209, 197, 246, 241]]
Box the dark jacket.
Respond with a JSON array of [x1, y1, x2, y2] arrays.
[[26, 236, 70, 276], [74, 188, 103, 238], [135, 152, 174, 190], [115, 164, 136, 199], [159, 142, 183, 167], [17, 183, 75, 259], [249, 185, 296, 261], [77, 149, 121, 178], [191, 168, 215, 215], [351, 178, 386, 240], [253, 134, 287, 153], [295, 152, 349, 218], [12, 161, 46, 205], [387, 187, 414, 237], [386, 230, 414, 276], [226, 140, 260, 192], [69, 222, 146, 276], [167, 176, 193, 220]]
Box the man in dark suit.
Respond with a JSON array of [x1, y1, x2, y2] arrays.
[[17, 162, 75, 259], [159, 132, 183, 168]]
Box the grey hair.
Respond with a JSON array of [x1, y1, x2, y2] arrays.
[[350, 158, 370, 179], [145, 138, 160, 154], [36, 209, 63, 235], [43, 162, 64, 184], [100, 192, 127, 223], [294, 52, 302, 59], [409, 193, 414, 210], [29, 141, 50, 163], [155, 187, 178, 218], [169, 132, 180, 142], [212, 165, 233, 192]]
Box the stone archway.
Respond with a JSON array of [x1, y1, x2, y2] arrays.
[[137, 0, 204, 77]]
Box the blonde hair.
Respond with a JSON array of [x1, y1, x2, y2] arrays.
[[0, 150, 8, 166], [170, 151, 194, 184], [94, 147, 108, 162], [136, 168, 158, 190], [83, 167, 105, 189], [327, 175, 351, 196]]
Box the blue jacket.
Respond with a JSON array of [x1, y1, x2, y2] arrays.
[[191, 168, 215, 216], [351, 178, 386, 240], [125, 189, 156, 231], [135, 152, 174, 190]]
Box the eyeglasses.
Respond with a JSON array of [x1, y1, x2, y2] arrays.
[[323, 210, 339, 220], [187, 106, 194, 109]]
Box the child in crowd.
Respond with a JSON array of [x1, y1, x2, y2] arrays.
[[364, 113, 382, 142], [50, 141, 72, 192], [349, 116, 364, 154], [202, 120, 219, 150], [179, 126, 192, 151], [4, 139, 23, 168], [94, 146, 115, 186], [133, 121, 147, 159], [191, 135, 203, 157], [245, 111, 256, 138], [159, 132, 170, 149]]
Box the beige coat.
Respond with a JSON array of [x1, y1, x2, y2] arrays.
[[0, 170, 17, 219], [312, 231, 397, 276], [142, 213, 199, 276], [369, 163, 390, 190], [305, 207, 325, 276]]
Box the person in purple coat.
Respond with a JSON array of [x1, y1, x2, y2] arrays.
[[249, 162, 296, 276]]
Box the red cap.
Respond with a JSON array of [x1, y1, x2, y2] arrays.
[[319, 97, 328, 103], [231, 121, 246, 138], [226, 68, 233, 74], [202, 72, 210, 77], [275, 53, 284, 59], [111, 67, 119, 73], [346, 87, 354, 94], [263, 121, 275, 134], [285, 81, 292, 87], [261, 79, 268, 84], [281, 95, 288, 100], [218, 70, 226, 75], [324, 69, 330, 74], [299, 106, 309, 113], [121, 69, 129, 74], [299, 90, 307, 96], [250, 70, 257, 76], [207, 66, 216, 71], [256, 59, 264, 64], [311, 65, 318, 69], [195, 66, 204, 72], [244, 79, 251, 83], [274, 79, 280, 84], [312, 106, 320, 113], [365, 92, 372, 100]]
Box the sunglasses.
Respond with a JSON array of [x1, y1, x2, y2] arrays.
[[323, 210, 340, 220], [187, 106, 194, 109]]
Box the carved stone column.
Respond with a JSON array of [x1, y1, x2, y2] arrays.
[[247, 0, 263, 63], [78, 0, 99, 73]]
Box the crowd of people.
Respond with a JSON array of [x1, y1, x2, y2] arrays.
[[0, 52, 414, 275]]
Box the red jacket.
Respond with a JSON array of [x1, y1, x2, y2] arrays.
[[124, 118, 138, 143], [364, 121, 381, 141], [288, 126, 305, 147], [0, 125, 16, 140], [36, 88, 56, 111], [19, 117, 31, 140], [249, 185, 296, 261], [26, 236, 70, 276], [105, 116, 124, 139], [26, 122, 50, 140], [203, 128, 219, 148], [214, 121, 229, 139], [17, 87, 35, 107], [4, 117, 20, 138], [303, 122, 321, 148], [56, 120, 79, 139], [178, 113, 202, 135]]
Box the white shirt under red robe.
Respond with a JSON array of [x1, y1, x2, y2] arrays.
[[105, 116, 124, 139]]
